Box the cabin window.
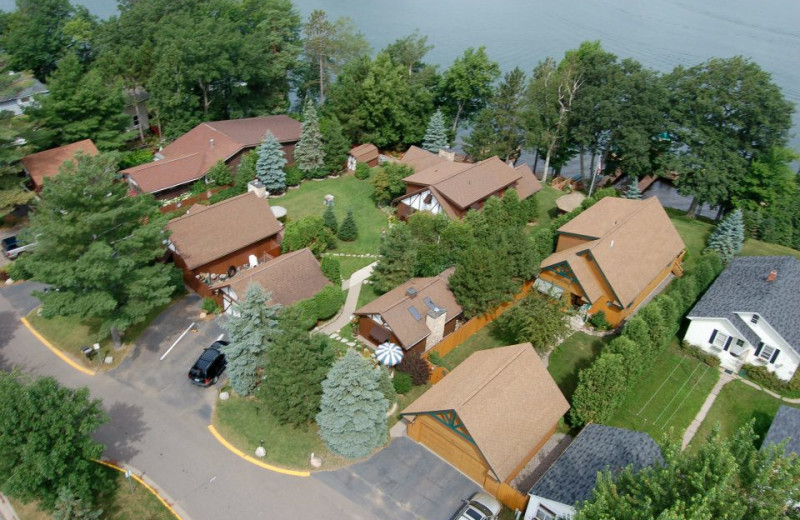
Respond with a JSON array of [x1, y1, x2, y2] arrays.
[[423, 193, 433, 204], [736, 339, 744, 347], [751, 314, 760, 324], [712, 331, 728, 350], [535, 506, 557, 520], [759, 344, 776, 362]]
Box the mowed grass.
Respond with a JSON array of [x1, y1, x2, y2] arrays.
[[390, 382, 431, 428], [689, 379, 794, 450], [274, 174, 388, 255], [547, 332, 610, 400], [607, 344, 719, 442], [438, 326, 506, 371], [214, 389, 348, 470], [9, 465, 174, 520], [533, 185, 563, 228], [356, 282, 381, 309], [336, 255, 377, 280]]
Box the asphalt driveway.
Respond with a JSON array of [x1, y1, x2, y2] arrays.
[[314, 437, 480, 520]]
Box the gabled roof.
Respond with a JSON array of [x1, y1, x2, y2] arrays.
[[166, 192, 282, 270], [541, 197, 685, 307], [688, 256, 800, 354], [513, 164, 543, 200], [0, 73, 48, 103], [214, 248, 329, 307], [529, 424, 663, 506], [762, 405, 800, 456], [122, 115, 301, 194], [400, 145, 449, 173], [354, 269, 461, 349], [402, 343, 569, 482], [21, 139, 99, 189], [349, 143, 379, 163]]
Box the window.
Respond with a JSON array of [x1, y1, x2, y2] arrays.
[[712, 331, 728, 350], [759, 344, 777, 362], [132, 114, 140, 128], [736, 339, 744, 347], [535, 506, 557, 520], [751, 314, 760, 324], [423, 193, 432, 204]]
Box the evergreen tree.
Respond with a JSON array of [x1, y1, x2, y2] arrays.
[[449, 244, 516, 318], [23, 154, 176, 346], [376, 365, 396, 405], [623, 179, 642, 199], [222, 284, 281, 396], [706, 209, 745, 263], [322, 205, 338, 234], [295, 100, 326, 173], [255, 131, 287, 194], [337, 208, 358, 241], [371, 224, 417, 293], [316, 350, 389, 459], [320, 116, 351, 174], [263, 308, 336, 425], [53, 487, 103, 520], [206, 160, 233, 186], [235, 151, 257, 192], [422, 109, 448, 153]]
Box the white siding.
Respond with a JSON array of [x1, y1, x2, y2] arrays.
[[523, 496, 575, 520], [400, 189, 442, 215], [684, 317, 799, 381]]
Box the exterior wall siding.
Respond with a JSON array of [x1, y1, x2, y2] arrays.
[[523, 496, 575, 520], [555, 234, 593, 252]]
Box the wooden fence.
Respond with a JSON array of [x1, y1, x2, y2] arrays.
[[482, 477, 530, 512]]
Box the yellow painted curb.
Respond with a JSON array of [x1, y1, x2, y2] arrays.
[[94, 459, 183, 520], [207, 425, 311, 477], [21, 317, 96, 376]]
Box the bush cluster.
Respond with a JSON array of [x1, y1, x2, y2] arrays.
[[570, 253, 724, 426], [320, 256, 341, 283], [677, 340, 721, 368], [354, 162, 371, 180], [202, 297, 221, 314], [282, 216, 337, 257], [588, 311, 612, 331], [396, 351, 430, 385], [291, 285, 346, 329], [285, 165, 303, 187], [743, 364, 800, 395], [392, 372, 412, 394]]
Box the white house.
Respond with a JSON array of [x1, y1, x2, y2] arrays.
[[524, 425, 662, 520], [685, 256, 800, 381], [0, 72, 48, 116]]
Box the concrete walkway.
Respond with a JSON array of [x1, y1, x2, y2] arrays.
[[682, 371, 734, 448], [319, 262, 376, 335], [0, 494, 20, 520]]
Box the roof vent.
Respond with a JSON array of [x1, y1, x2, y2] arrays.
[[767, 269, 778, 282], [610, 240, 614, 248], [209, 138, 214, 148], [406, 287, 418, 298]]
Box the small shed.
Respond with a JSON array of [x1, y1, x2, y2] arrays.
[[401, 343, 569, 492], [555, 192, 586, 214], [347, 143, 379, 170]]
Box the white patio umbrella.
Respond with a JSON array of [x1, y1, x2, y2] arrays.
[[375, 342, 404, 366]]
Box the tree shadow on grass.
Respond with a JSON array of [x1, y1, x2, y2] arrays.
[[96, 402, 149, 463], [752, 410, 777, 449]]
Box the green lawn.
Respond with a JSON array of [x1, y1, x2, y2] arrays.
[[356, 283, 381, 310], [532, 185, 563, 229], [607, 343, 719, 442], [547, 332, 610, 400], [10, 465, 175, 520], [689, 380, 794, 450], [274, 174, 388, 255], [214, 388, 349, 470], [438, 326, 506, 371], [335, 255, 377, 280], [390, 382, 431, 428], [741, 239, 800, 259]]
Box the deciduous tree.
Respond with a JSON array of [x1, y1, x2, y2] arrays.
[[0, 0, 73, 79], [449, 244, 516, 318], [438, 46, 500, 134], [316, 350, 389, 459], [281, 216, 336, 257], [493, 291, 569, 352]]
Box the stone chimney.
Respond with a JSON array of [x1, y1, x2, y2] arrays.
[[767, 269, 778, 282], [425, 307, 447, 346], [247, 179, 268, 198]]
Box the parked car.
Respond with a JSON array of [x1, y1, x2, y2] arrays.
[[2, 235, 36, 259], [450, 492, 502, 520], [188, 340, 228, 387]]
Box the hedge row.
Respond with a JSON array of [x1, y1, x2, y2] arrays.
[[569, 252, 724, 426], [291, 285, 346, 330]]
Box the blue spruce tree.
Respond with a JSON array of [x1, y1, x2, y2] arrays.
[[705, 209, 744, 263], [255, 131, 287, 194], [422, 109, 449, 153]]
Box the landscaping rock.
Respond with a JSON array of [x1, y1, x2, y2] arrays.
[[310, 453, 322, 468], [4, 278, 13, 285], [104, 356, 114, 364], [346, 341, 356, 347], [200, 311, 207, 319], [219, 391, 230, 401], [255, 446, 266, 458]]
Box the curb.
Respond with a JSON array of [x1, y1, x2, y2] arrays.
[[94, 459, 191, 520], [21, 317, 96, 376], [207, 425, 311, 477]]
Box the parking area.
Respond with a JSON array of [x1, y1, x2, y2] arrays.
[[314, 437, 480, 520]]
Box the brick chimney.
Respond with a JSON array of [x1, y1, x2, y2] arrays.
[[767, 269, 778, 282]]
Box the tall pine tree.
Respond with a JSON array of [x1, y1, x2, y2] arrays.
[[422, 109, 448, 153], [706, 209, 744, 263], [255, 131, 287, 194], [371, 224, 417, 293], [316, 350, 389, 459], [222, 284, 281, 396], [294, 100, 326, 173]]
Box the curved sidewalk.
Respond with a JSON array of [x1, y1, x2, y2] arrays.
[[319, 262, 376, 335]]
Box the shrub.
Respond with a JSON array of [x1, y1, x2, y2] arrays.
[[588, 311, 612, 331], [320, 256, 341, 283], [396, 351, 430, 385], [282, 216, 336, 257], [743, 364, 800, 394], [313, 286, 345, 320], [202, 297, 221, 314], [377, 366, 396, 404], [285, 165, 303, 187], [392, 372, 412, 394], [6, 257, 31, 281], [678, 340, 721, 368], [622, 317, 652, 352], [570, 353, 628, 426], [427, 351, 443, 366], [293, 299, 320, 329], [118, 149, 154, 169], [207, 160, 233, 186], [208, 187, 240, 205], [338, 209, 358, 241], [355, 162, 371, 180], [493, 291, 570, 351]]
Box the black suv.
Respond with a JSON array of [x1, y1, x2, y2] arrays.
[[188, 341, 228, 387]]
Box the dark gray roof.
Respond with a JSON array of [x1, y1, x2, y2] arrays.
[[529, 424, 663, 506], [762, 405, 800, 456], [688, 256, 800, 355], [0, 76, 48, 103]]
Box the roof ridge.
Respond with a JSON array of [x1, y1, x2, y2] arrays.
[[167, 192, 262, 223], [457, 345, 526, 407], [381, 276, 442, 314]]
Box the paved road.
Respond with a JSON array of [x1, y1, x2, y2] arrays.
[[0, 284, 475, 520]]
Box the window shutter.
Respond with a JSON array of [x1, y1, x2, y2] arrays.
[[770, 349, 780, 364], [709, 330, 718, 344], [723, 337, 732, 351], [755, 342, 764, 357]]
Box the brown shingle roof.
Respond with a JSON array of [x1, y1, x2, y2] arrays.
[[122, 116, 301, 194], [166, 192, 282, 270], [541, 197, 685, 307], [401, 343, 569, 482], [400, 145, 449, 173], [513, 164, 543, 199], [354, 269, 461, 349], [349, 143, 379, 163], [214, 248, 329, 307], [21, 139, 99, 189]]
